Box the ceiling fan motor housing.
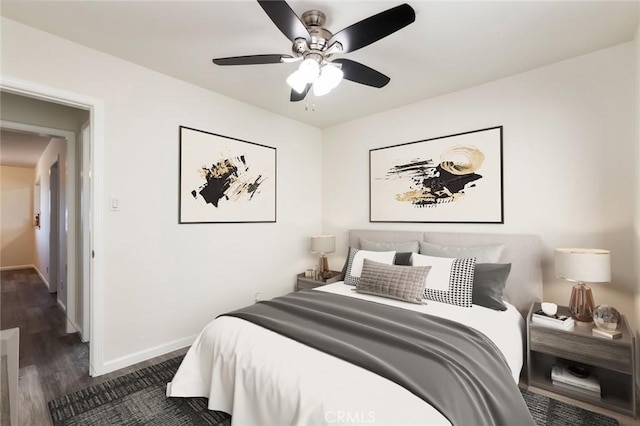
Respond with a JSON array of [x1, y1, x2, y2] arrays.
[[292, 10, 339, 63], [301, 10, 326, 27]]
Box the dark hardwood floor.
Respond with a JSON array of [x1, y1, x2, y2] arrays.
[[0, 267, 187, 425]]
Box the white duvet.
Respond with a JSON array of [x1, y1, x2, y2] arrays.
[[167, 282, 525, 426]]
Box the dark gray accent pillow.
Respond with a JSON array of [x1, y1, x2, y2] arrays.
[[472, 263, 511, 311], [393, 252, 412, 266], [360, 238, 419, 253], [355, 259, 430, 304]]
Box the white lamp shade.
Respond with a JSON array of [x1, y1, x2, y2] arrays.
[[298, 58, 320, 83], [313, 64, 343, 96], [555, 248, 611, 283], [312, 79, 332, 97], [286, 70, 307, 93], [310, 235, 336, 254]]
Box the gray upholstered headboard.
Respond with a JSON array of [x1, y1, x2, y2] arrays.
[[348, 230, 543, 318]]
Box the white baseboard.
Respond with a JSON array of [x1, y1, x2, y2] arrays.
[[57, 298, 67, 312], [100, 334, 197, 376], [0, 265, 33, 271], [66, 317, 82, 335], [0, 264, 35, 271], [54, 298, 83, 335], [32, 265, 50, 290]]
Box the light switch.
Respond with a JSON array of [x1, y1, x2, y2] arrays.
[[110, 198, 120, 211]]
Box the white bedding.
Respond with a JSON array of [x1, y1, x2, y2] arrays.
[[167, 282, 525, 426]]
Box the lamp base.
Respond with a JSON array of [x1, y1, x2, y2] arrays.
[[319, 254, 331, 279], [569, 282, 595, 322]]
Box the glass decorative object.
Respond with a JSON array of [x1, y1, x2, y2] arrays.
[[592, 305, 621, 331]]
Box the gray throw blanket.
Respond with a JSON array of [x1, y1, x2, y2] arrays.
[[222, 290, 535, 426]]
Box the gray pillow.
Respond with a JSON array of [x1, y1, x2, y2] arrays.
[[355, 259, 430, 304], [360, 238, 419, 253], [419, 241, 504, 263], [472, 263, 511, 311]]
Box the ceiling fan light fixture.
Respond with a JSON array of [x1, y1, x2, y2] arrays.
[[312, 81, 331, 97], [313, 65, 343, 97], [286, 70, 307, 93], [298, 57, 320, 82], [321, 64, 343, 89]]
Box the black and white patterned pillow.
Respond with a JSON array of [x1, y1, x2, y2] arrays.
[[411, 253, 476, 307], [344, 247, 396, 286]]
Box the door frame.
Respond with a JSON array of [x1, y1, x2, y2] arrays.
[[49, 157, 60, 297], [1, 76, 106, 376], [80, 121, 91, 342]]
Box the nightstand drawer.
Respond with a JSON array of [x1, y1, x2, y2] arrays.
[[530, 326, 631, 373]]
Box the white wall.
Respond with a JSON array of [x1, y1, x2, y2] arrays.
[[323, 43, 638, 328], [0, 165, 35, 267], [1, 17, 323, 371]]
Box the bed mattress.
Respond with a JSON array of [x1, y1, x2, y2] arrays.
[[167, 282, 525, 425]]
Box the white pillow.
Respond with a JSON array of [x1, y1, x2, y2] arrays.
[[411, 253, 476, 307], [344, 248, 396, 286]]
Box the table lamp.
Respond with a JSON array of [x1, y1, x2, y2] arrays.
[[310, 235, 335, 279], [554, 248, 611, 323]]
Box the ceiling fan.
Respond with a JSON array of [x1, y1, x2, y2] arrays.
[[212, 1, 416, 102]]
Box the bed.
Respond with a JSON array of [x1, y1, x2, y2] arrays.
[[167, 230, 543, 425]]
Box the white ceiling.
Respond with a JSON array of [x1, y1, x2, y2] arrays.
[[0, 129, 51, 167], [1, 1, 638, 129]]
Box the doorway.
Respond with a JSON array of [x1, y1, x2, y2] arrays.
[[0, 77, 105, 376]]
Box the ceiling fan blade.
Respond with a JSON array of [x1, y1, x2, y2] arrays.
[[332, 59, 390, 88], [258, 0, 311, 43], [328, 4, 415, 54], [290, 84, 311, 102], [213, 54, 294, 66]]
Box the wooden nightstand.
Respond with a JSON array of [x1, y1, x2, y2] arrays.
[[295, 271, 341, 291], [527, 302, 637, 418]]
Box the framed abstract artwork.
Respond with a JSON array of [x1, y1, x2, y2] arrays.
[[179, 126, 276, 223], [370, 126, 503, 224]]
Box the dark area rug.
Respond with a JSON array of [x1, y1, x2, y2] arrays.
[[48, 356, 230, 426], [521, 388, 619, 426], [49, 355, 620, 426]]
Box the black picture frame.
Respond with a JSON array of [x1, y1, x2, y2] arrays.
[[369, 126, 504, 224], [179, 126, 277, 224]]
